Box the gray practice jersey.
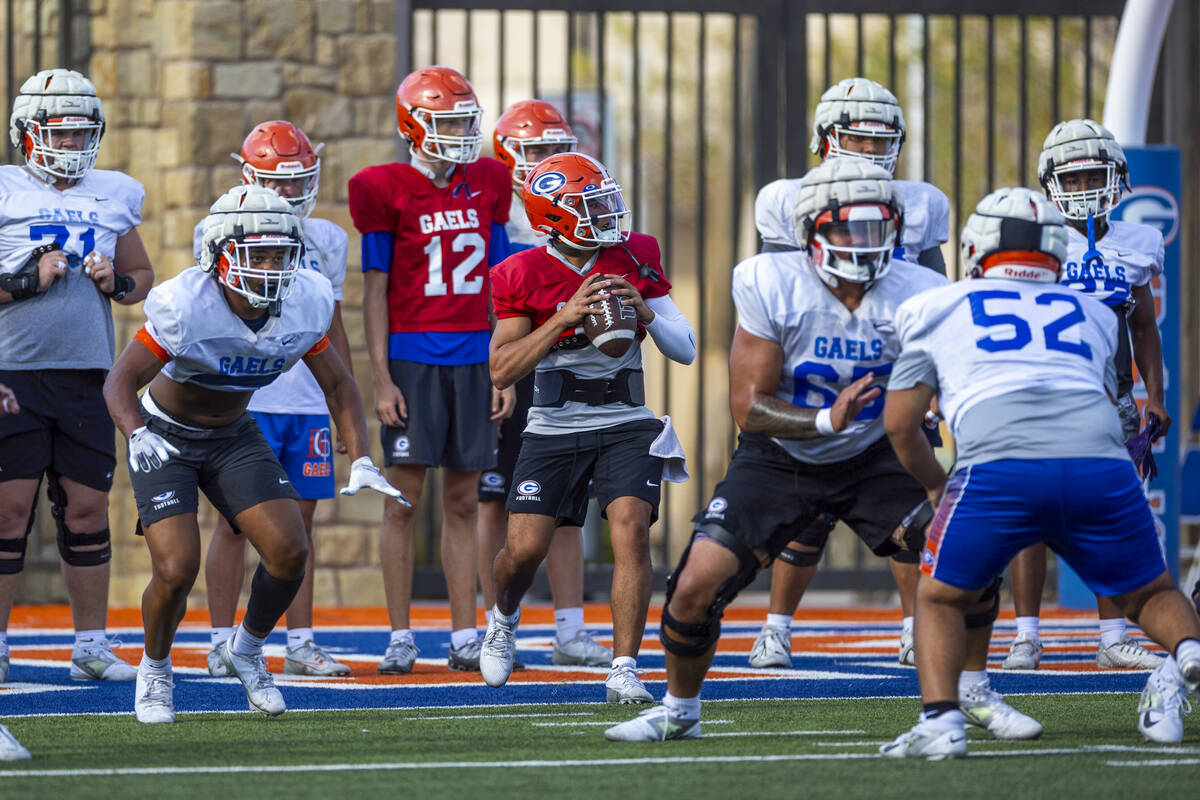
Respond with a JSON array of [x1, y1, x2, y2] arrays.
[[891, 277, 1127, 468], [0, 165, 144, 370]]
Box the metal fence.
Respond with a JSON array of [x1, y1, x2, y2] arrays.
[[397, 0, 1127, 592]]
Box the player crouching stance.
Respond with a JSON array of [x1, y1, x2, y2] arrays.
[[103, 186, 405, 724], [880, 189, 1200, 759], [481, 152, 696, 702]]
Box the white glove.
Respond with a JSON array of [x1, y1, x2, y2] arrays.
[[128, 426, 181, 472], [340, 456, 411, 506]]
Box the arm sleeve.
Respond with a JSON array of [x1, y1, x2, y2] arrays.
[[488, 222, 511, 267], [931, 188, 951, 244], [326, 225, 349, 301], [361, 231, 394, 274], [888, 348, 938, 391], [1150, 232, 1165, 279], [644, 295, 696, 365], [305, 334, 331, 357], [731, 262, 777, 342], [134, 326, 171, 364]]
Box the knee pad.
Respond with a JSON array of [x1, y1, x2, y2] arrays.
[[0, 508, 34, 575], [660, 524, 762, 657], [890, 549, 920, 565], [57, 524, 112, 567], [777, 546, 823, 567], [892, 499, 934, 554], [790, 513, 836, 551], [964, 576, 1003, 629]]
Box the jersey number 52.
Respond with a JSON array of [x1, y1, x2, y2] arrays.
[[968, 289, 1093, 360]]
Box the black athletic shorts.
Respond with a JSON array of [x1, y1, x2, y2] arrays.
[[381, 360, 497, 471], [131, 403, 299, 528], [479, 374, 534, 502], [0, 369, 115, 491], [507, 418, 664, 527], [694, 433, 925, 558]]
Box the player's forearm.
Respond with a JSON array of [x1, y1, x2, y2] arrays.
[[102, 368, 147, 439], [1130, 319, 1165, 406], [740, 394, 822, 439], [328, 305, 354, 378], [491, 318, 569, 389], [887, 424, 946, 495], [362, 292, 392, 388], [325, 374, 369, 462]]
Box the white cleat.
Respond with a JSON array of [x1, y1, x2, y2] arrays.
[[480, 613, 518, 688], [553, 630, 614, 667], [0, 724, 31, 761], [207, 645, 230, 677], [377, 638, 419, 675], [1137, 661, 1192, 743], [960, 682, 1043, 739], [71, 639, 137, 681], [219, 639, 285, 717], [880, 720, 967, 760], [606, 662, 653, 704], [748, 625, 791, 668], [1002, 632, 1043, 670], [134, 670, 175, 725], [1097, 635, 1165, 670], [1181, 655, 1200, 695], [898, 628, 916, 666], [285, 641, 352, 676], [604, 705, 701, 742]]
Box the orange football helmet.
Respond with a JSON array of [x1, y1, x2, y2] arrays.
[[234, 120, 321, 218], [493, 100, 577, 187], [395, 66, 483, 164], [522, 153, 631, 251]]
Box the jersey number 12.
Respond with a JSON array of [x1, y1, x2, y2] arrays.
[[423, 233, 485, 297]]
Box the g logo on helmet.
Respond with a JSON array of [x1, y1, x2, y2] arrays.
[[531, 171, 567, 196], [517, 480, 541, 496]]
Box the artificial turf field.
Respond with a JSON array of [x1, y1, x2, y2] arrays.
[[2, 603, 1197, 798]]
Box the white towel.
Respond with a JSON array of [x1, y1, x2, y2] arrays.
[[650, 415, 688, 483]]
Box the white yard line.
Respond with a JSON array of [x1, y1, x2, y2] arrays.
[[407, 712, 594, 721], [531, 720, 732, 728]]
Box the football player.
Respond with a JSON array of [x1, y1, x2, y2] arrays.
[[481, 152, 696, 702], [1003, 120, 1169, 672], [0, 69, 153, 685], [103, 185, 403, 724], [197, 121, 355, 679], [746, 77, 952, 671], [349, 66, 516, 674], [0, 385, 30, 761], [881, 188, 1200, 758], [479, 99, 610, 667], [606, 159, 1037, 743]]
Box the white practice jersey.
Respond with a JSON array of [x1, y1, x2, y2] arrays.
[[505, 192, 546, 251], [891, 278, 1126, 466], [191, 215, 346, 414], [140, 267, 334, 393], [732, 251, 947, 464], [894, 179, 950, 261], [1059, 220, 1163, 310], [0, 165, 143, 370]]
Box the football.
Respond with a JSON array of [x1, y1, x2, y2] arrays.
[[582, 292, 638, 358]]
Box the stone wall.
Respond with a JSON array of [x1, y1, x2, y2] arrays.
[[86, 0, 404, 607]]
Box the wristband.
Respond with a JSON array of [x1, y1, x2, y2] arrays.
[[815, 408, 836, 436], [104, 272, 135, 301]]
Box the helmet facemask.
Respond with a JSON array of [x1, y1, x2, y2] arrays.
[[824, 122, 902, 175], [215, 234, 304, 310], [558, 183, 632, 250], [808, 203, 899, 284], [242, 159, 320, 218], [502, 134, 577, 186], [1045, 159, 1124, 221], [23, 114, 103, 182], [407, 103, 483, 164]]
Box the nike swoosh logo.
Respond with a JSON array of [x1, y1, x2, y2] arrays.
[[646, 481, 660, 487], [278, 478, 289, 484]]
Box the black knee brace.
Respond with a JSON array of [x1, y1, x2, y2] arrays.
[[0, 505, 35, 575], [242, 563, 305, 634], [892, 499, 934, 554], [777, 546, 823, 567], [660, 524, 762, 657], [47, 472, 111, 567], [964, 576, 1003, 629], [890, 549, 920, 565]]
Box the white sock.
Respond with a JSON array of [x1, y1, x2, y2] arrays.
[[611, 655, 636, 671], [74, 629, 106, 651], [210, 627, 235, 648], [231, 626, 267, 658], [450, 628, 478, 650], [765, 613, 792, 632], [1175, 639, 1200, 668], [958, 669, 989, 694], [389, 629, 414, 645], [1015, 616, 1040, 639], [491, 605, 519, 627], [662, 690, 701, 720], [555, 607, 585, 644], [287, 628, 315, 650], [1098, 618, 1126, 649], [485, 609, 492, 626], [140, 652, 170, 674], [902, 616, 915, 635]]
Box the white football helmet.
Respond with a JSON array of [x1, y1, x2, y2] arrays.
[[810, 78, 906, 175], [1038, 119, 1129, 221], [200, 185, 306, 310], [9, 69, 105, 184], [961, 187, 1068, 282], [793, 157, 901, 285]]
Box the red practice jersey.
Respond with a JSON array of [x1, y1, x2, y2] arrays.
[[348, 157, 511, 333], [491, 232, 671, 350]]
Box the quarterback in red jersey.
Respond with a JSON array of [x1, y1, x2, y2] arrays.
[[480, 153, 697, 702], [347, 66, 516, 674]]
